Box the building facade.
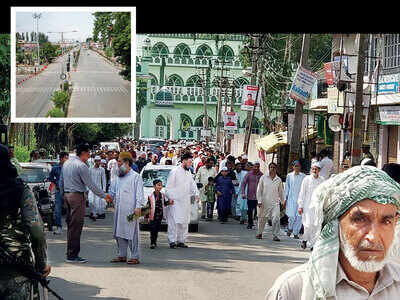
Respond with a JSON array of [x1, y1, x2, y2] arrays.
[[136, 34, 263, 141]]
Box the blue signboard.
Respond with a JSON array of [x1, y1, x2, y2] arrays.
[[378, 82, 399, 94]]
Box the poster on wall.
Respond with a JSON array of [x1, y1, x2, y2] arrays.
[[241, 85, 262, 112], [223, 111, 238, 131]]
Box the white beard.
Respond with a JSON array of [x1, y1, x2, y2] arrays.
[[339, 225, 397, 273]]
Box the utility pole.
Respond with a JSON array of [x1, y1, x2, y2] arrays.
[[33, 13, 42, 69], [198, 60, 212, 143], [351, 34, 367, 166], [287, 34, 311, 171], [215, 57, 228, 151], [243, 35, 260, 154], [227, 81, 236, 153]]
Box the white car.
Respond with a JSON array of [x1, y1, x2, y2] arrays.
[[19, 162, 52, 192], [100, 142, 120, 152], [140, 164, 200, 232]]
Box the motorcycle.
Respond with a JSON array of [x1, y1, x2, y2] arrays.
[[32, 179, 56, 232]]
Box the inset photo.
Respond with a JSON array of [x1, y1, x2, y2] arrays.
[[11, 6, 136, 123]]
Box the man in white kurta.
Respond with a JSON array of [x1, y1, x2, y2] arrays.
[[107, 152, 118, 184], [109, 152, 145, 264], [284, 160, 306, 239], [195, 158, 217, 219], [319, 149, 334, 179], [256, 163, 284, 241], [88, 156, 107, 219], [165, 153, 199, 248], [297, 161, 325, 249], [234, 162, 248, 223]]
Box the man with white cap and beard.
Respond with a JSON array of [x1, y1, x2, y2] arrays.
[[297, 161, 325, 250], [88, 155, 107, 221], [165, 152, 200, 248], [266, 166, 400, 300]]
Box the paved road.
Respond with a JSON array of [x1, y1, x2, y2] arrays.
[[15, 54, 69, 118], [45, 210, 309, 300], [67, 49, 131, 118]]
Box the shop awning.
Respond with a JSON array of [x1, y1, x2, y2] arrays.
[[255, 127, 317, 153], [310, 98, 328, 111]]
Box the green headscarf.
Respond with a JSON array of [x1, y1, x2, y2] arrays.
[[302, 166, 400, 300]]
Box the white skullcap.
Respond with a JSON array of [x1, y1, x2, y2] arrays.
[[94, 155, 101, 160], [242, 154, 248, 159], [101, 159, 107, 164], [221, 167, 228, 171], [312, 161, 322, 169]]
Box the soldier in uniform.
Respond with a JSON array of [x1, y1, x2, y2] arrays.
[[0, 144, 51, 299]]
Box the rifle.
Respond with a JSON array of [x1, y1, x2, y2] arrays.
[[0, 243, 64, 300]]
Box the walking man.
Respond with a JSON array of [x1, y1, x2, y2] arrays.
[[215, 167, 236, 223], [109, 152, 146, 264], [235, 162, 248, 224], [60, 143, 112, 263], [241, 161, 263, 229], [48, 151, 69, 234], [88, 156, 107, 221], [256, 162, 284, 241], [284, 160, 306, 239], [298, 161, 325, 250], [165, 153, 200, 248]]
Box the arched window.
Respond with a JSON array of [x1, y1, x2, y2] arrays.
[[218, 45, 234, 60], [155, 115, 166, 126], [173, 43, 191, 58], [166, 74, 184, 86], [242, 117, 261, 128], [152, 42, 169, 57], [195, 44, 213, 57], [186, 75, 202, 87], [233, 77, 249, 88], [194, 115, 214, 128], [180, 114, 193, 132], [149, 73, 158, 86]]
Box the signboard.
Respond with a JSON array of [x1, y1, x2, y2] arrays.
[[201, 129, 212, 137], [241, 85, 262, 112], [378, 82, 399, 94], [324, 62, 334, 85], [223, 111, 238, 131], [378, 106, 400, 124], [328, 98, 344, 114], [289, 66, 318, 105]]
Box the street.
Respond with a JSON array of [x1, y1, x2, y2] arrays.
[[67, 49, 131, 118], [46, 211, 309, 300], [15, 54, 68, 118]]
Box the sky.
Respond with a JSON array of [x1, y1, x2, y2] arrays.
[[16, 12, 95, 43]]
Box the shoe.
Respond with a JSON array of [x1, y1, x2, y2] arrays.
[[293, 235, 300, 239], [268, 220, 272, 226], [310, 247, 313, 251], [177, 243, 188, 248], [97, 213, 106, 219], [89, 214, 96, 221], [256, 234, 262, 239], [127, 258, 140, 265], [286, 230, 292, 237], [110, 256, 127, 263], [301, 241, 307, 249], [53, 226, 62, 235], [273, 236, 280, 242], [169, 242, 176, 249], [201, 215, 206, 219], [247, 225, 252, 230], [240, 220, 245, 224], [150, 244, 156, 249], [66, 256, 88, 263]]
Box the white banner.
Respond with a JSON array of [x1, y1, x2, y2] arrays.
[[223, 112, 238, 131], [241, 85, 262, 111], [289, 66, 318, 105]]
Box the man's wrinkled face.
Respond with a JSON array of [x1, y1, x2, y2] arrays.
[[339, 199, 399, 272], [311, 166, 320, 177]]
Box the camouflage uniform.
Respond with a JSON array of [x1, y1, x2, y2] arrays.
[[0, 183, 47, 300]]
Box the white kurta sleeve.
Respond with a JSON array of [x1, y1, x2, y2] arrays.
[[101, 169, 106, 192], [191, 177, 200, 197], [284, 173, 291, 202], [256, 175, 264, 204], [279, 179, 285, 205], [135, 175, 145, 208], [297, 177, 307, 209]]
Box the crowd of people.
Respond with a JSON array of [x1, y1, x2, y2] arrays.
[[2, 136, 400, 299]]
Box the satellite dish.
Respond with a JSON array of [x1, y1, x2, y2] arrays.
[[328, 115, 341, 132]]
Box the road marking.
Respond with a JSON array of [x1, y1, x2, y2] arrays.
[[16, 87, 59, 93], [73, 86, 129, 95]]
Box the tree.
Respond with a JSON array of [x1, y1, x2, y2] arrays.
[[92, 12, 113, 48], [0, 34, 10, 124], [111, 12, 131, 80], [31, 32, 34, 43], [21, 32, 24, 41]]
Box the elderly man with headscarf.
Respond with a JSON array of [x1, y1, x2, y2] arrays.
[[266, 166, 400, 300]]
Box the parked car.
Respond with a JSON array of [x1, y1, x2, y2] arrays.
[[139, 138, 166, 153], [100, 142, 120, 152], [19, 162, 52, 192], [139, 164, 200, 232]]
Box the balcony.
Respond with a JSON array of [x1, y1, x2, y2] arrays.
[[147, 33, 246, 42], [144, 54, 243, 68], [149, 85, 244, 105]]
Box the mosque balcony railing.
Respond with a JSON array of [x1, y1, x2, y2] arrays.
[[145, 54, 244, 69], [147, 33, 246, 41], [150, 85, 245, 105]]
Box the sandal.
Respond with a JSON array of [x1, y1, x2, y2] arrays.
[[127, 258, 140, 265], [110, 256, 127, 263]]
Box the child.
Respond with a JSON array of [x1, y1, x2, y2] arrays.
[[146, 179, 173, 249], [204, 177, 217, 220]]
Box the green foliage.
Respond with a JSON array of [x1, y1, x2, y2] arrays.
[[46, 107, 65, 118], [15, 144, 30, 162], [0, 34, 10, 123], [40, 42, 59, 63], [104, 46, 113, 57], [51, 90, 69, 109]]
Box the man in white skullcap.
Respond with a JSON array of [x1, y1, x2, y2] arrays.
[[88, 155, 107, 220], [297, 161, 325, 249], [266, 166, 400, 300]]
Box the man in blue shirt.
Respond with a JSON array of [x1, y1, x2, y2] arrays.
[[48, 151, 69, 234]]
